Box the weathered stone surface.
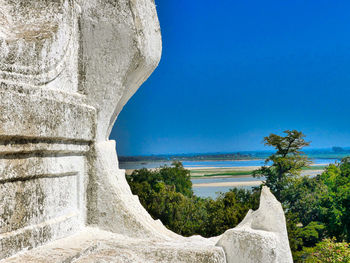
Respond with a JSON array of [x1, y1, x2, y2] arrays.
[[0, 84, 96, 141], [87, 140, 182, 240], [3, 228, 226, 263], [0, 0, 80, 88], [0, 0, 293, 262], [216, 186, 293, 263], [79, 0, 162, 142], [0, 153, 87, 259]]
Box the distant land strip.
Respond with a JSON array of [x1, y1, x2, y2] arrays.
[[192, 181, 262, 188]]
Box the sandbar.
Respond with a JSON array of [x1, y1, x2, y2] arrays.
[[192, 181, 263, 187]]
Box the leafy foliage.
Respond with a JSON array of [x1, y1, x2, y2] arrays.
[[126, 162, 259, 237], [284, 176, 327, 227], [282, 157, 350, 261], [253, 130, 311, 200], [318, 157, 350, 241], [126, 161, 193, 198], [203, 188, 260, 237], [295, 238, 350, 263]]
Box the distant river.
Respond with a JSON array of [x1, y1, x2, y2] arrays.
[[190, 158, 338, 198], [119, 158, 338, 170], [120, 158, 339, 199]]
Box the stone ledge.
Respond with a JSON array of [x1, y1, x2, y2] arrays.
[[0, 140, 90, 155], [1, 227, 226, 263]]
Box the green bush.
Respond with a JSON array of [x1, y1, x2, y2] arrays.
[[295, 238, 350, 263]]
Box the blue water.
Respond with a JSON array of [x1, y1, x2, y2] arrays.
[[183, 158, 337, 167], [120, 160, 268, 169], [193, 186, 253, 199], [192, 176, 265, 184], [190, 159, 338, 199], [182, 160, 267, 167], [120, 158, 337, 170], [191, 176, 266, 199], [120, 158, 338, 199]]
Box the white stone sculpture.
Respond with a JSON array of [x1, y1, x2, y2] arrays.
[[0, 0, 293, 262]]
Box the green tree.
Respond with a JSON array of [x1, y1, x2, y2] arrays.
[[158, 161, 193, 197], [283, 176, 327, 227], [126, 161, 193, 198], [283, 157, 350, 259], [253, 130, 311, 200], [204, 188, 259, 237], [283, 176, 327, 252], [318, 157, 350, 241]]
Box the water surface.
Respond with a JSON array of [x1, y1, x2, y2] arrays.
[[120, 158, 336, 170], [120, 158, 338, 199]]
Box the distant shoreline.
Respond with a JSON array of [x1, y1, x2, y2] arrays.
[[125, 163, 327, 179], [193, 181, 262, 188], [118, 150, 348, 164]]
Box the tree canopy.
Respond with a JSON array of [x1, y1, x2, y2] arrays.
[[253, 130, 311, 200]]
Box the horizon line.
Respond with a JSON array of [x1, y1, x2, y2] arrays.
[[118, 146, 350, 158]]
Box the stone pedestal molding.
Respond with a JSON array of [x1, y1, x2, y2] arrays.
[[0, 1, 293, 262]]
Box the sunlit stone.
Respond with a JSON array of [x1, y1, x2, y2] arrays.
[[0, 1, 292, 262]]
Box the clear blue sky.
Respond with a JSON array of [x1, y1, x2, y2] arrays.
[[111, 0, 350, 156]]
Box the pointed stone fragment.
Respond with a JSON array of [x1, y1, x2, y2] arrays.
[[216, 186, 293, 263]]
